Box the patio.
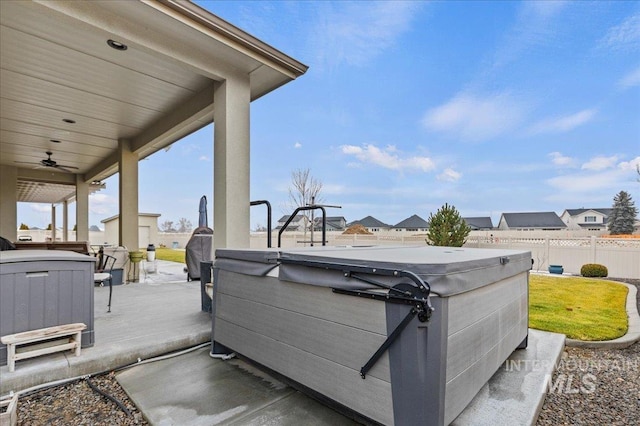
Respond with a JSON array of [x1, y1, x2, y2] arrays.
[[0, 260, 566, 425]]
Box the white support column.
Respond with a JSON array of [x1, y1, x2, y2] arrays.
[[119, 139, 139, 255], [62, 200, 69, 242], [76, 176, 90, 242], [213, 74, 251, 249], [51, 204, 57, 241], [0, 165, 18, 240]]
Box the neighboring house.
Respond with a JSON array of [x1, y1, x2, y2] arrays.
[[275, 214, 308, 232], [312, 216, 347, 232], [347, 216, 392, 233], [463, 217, 494, 230], [560, 208, 613, 231], [497, 212, 566, 231], [393, 214, 429, 232]]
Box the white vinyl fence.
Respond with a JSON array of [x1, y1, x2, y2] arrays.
[[465, 236, 639, 279], [18, 230, 639, 279]]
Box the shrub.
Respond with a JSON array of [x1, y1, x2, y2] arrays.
[[580, 263, 608, 278]]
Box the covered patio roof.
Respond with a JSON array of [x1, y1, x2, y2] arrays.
[[0, 0, 306, 202], [0, 0, 307, 245]]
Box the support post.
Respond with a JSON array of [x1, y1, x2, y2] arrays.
[[213, 74, 251, 249]]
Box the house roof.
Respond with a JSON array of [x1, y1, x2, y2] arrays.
[[348, 216, 391, 228], [501, 212, 566, 228], [464, 217, 494, 229], [394, 214, 429, 229], [313, 216, 346, 223], [277, 214, 305, 223], [564, 208, 613, 217]]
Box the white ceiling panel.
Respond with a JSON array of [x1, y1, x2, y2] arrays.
[[0, 0, 307, 203]]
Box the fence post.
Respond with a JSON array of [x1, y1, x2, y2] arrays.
[[545, 237, 550, 264], [590, 236, 597, 264]]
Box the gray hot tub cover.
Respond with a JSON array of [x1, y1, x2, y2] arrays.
[[214, 245, 531, 297]]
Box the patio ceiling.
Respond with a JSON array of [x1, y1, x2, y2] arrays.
[[0, 0, 307, 204]]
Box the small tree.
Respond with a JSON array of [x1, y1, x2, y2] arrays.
[[608, 190, 638, 235], [46, 223, 52, 231], [286, 168, 323, 240], [426, 203, 471, 247], [160, 220, 176, 232], [177, 217, 193, 233], [19, 223, 29, 230]]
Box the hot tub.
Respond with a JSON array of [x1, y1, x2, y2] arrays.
[[211, 245, 530, 425]]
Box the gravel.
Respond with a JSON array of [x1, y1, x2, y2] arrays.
[[15, 373, 148, 425], [13, 280, 640, 425]]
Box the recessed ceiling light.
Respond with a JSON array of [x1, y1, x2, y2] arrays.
[[107, 39, 128, 51], [50, 139, 61, 143], [62, 118, 75, 124]]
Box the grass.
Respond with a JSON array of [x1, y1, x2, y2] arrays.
[[529, 274, 628, 341], [152, 247, 186, 264]]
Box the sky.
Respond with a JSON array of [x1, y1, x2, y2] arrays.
[[18, 0, 640, 231]]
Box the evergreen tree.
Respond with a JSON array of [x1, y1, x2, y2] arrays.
[[426, 203, 471, 247], [608, 190, 638, 235]]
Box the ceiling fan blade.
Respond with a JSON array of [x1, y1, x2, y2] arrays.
[[53, 165, 76, 173], [56, 164, 79, 170]]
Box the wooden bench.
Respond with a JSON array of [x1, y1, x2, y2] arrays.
[[1, 323, 86, 372]]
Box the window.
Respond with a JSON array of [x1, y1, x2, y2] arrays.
[[584, 216, 597, 223]]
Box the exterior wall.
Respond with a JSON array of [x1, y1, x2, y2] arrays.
[[561, 211, 607, 230], [102, 214, 160, 249]]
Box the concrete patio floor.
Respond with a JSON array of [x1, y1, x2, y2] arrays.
[[1, 260, 566, 425]]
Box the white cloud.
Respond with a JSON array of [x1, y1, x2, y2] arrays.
[[618, 156, 640, 172], [340, 144, 435, 172], [437, 168, 462, 182], [618, 66, 640, 89], [546, 156, 639, 197], [530, 109, 596, 134], [598, 14, 640, 51], [422, 92, 525, 141], [294, 142, 302, 148], [311, 1, 422, 68], [581, 155, 619, 171], [549, 152, 575, 167], [546, 170, 622, 193], [90, 193, 117, 215], [198, 155, 210, 161], [30, 204, 51, 213]]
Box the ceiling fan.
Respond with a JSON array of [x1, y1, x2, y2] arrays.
[[16, 151, 79, 173]]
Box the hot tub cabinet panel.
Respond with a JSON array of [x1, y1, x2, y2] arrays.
[[211, 246, 530, 426], [0, 250, 95, 364]]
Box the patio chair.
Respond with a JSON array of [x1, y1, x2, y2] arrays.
[[94, 254, 116, 313]]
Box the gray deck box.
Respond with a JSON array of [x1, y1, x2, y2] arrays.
[[211, 245, 530, 426], [0, 250, 95, 364]]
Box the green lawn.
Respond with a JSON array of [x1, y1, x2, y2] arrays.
[[152, 247, 186, 264], [529, 274, 628, 341]]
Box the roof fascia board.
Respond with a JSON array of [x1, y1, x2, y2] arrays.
[[156, 0, 308, 78]]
